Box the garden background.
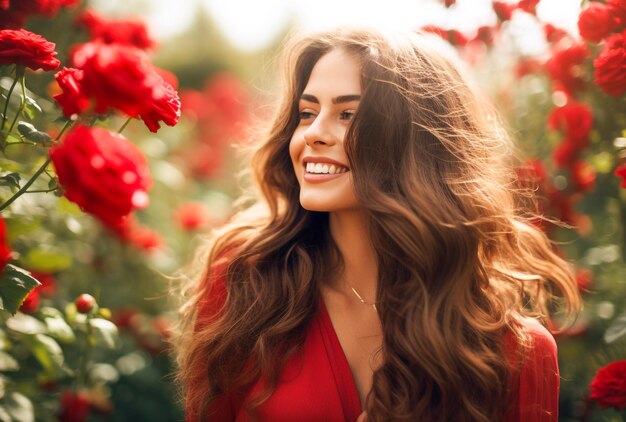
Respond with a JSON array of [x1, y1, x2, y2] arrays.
[[1, 0, 626, 420]]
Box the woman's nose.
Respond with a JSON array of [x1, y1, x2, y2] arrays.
[[303, 115, 337, 147]]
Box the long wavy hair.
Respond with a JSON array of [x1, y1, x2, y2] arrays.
[[174, 28, 580, 421]]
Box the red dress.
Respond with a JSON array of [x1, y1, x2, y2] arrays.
[[190, 277, 559, 421]]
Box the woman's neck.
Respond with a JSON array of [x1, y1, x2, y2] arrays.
[[328, 210, 378, 302]]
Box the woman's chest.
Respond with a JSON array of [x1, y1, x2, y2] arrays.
[[236, 300, 376, 422]]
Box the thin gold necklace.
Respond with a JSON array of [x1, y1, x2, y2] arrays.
[[348, 284, 378, 311]]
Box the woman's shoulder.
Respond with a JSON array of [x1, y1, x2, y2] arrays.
[[505, 316, 558, 369], [518, 317, 557, 354]]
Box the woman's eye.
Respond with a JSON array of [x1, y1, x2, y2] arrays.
[[340, 111, 355, 121], [298, 111, 316, 121]]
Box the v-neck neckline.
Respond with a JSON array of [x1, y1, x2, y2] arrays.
[[317, 298, 364, 422]]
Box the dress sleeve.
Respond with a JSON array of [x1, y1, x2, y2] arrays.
[[510, 319, 560, 422]]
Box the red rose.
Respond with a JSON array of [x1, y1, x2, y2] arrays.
[[493, 1, 515, 21], [108, 215, 163, 252], [70, 41, 163, 117], [517, 0, 540, 15], [53, 67, 90, 118], [607, 0, 626, 31], [75, 9, 156, 51], [593, 30, 626, 96], [589, 360, 626, 409], [579, 2, 617, 43], [444, 0, 456, 6], [174, 202, 211, 231], [138, 72, 181, 133], [616, 163, 626, 187], [548, 102, 594, 146], [58, 390, 91, 422], [50, 125, 152, 226], [197, 72, 249, 138], [569, 160, 596, 192], [546, 41, 590, 95], [0, 28, 60, 71]]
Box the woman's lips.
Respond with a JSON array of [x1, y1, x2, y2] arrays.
[[303, 171, 348, 183]]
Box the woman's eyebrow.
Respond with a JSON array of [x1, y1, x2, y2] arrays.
[[300, 94, 361, 104]]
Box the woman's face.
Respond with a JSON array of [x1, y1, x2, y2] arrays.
[[289, 49, 361, 213]]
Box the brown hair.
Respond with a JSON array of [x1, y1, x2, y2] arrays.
[[174, 27, 580, 421]]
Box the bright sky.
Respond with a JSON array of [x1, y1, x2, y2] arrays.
[[91, 0, 581, 52]]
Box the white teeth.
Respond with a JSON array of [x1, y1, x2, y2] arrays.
[[305, 162, 348, 174]]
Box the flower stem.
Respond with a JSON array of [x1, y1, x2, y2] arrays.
[[7, 74, 26, 134], [0, 120, 72, 212], [24, 188, 57, 194], [118, 117, 132, 134], [1, 72, 19, 131], [0, 157, 51, 212]]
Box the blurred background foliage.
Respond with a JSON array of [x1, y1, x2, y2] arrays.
[[1, 0, 626, 420]]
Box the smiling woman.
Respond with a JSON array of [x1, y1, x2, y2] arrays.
[[290, 49, 361, 213], [174, 27, 581, 422]]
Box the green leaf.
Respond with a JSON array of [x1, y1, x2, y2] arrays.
[[4, 217, 41, 241], [605, 311, 626, 344], [16, 122, 51, 145], [0, 351, 19, 371], [4, 134, 21, 145], [6, 313, 46, 335], [0, 265, 41, 315], [28, 334, 64, 376], [40, 307, 75, 344], [21, 96, 41, 120], [89, 318, 119, 349], [0, 329, 11, 350], [0, 406, 9, 422], [4, 391, 34, 422], [22, 249, 72, 273], [47, 177, 57, 190], [0, 173, 20, 192]]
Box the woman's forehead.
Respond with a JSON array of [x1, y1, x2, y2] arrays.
[[302, 49, 362, 97]]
